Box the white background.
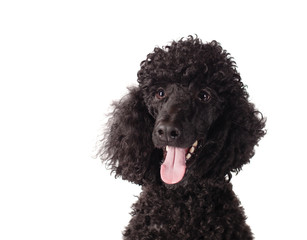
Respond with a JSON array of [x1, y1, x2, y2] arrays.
[[1, 1, 306, 239]]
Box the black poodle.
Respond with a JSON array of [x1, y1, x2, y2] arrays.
[[98, 36, 266, 239]]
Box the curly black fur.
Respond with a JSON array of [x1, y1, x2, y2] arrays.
[[98, 36, 266, 239]]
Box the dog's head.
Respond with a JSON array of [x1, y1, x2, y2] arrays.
[[98, 36, 266, 186]]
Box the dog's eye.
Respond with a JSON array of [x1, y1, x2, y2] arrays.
[[156, 88, 166, 99], [197, 89, 211, 102]]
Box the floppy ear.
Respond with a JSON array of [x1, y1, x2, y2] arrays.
[[98, 87, 159, 185], [226, 96, 265, 171], [207, 87, 266, 177]]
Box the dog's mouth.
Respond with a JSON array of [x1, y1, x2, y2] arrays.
[[160, 140, 198, 184]]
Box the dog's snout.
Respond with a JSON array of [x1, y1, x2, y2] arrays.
[[156, 123, 181, 142]]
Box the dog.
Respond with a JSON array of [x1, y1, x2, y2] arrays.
[[98, 36, 266, 239]]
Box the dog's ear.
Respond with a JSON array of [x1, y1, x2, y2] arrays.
[[98, 87, 158, 185], [208, 87, 266, 176], [226, 96, 266, 172]]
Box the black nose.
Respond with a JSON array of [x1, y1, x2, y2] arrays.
[[156, 122, 181, 142]]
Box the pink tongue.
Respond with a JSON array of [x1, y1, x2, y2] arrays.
[[160, 146, 188, 184]]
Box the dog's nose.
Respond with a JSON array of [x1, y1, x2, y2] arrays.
[[156, 123, 181, 142]]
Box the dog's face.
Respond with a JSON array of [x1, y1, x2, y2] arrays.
[[100, 37, 265, 186], [145, 79, 223, 184]]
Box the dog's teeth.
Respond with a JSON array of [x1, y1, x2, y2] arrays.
[[192, 140, 198, 147], [186, 153, 192, 160], [166, 146, 169, 152], [189, 147, 195, 153]]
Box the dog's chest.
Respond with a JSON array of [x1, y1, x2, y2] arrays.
[[133, 186, 217, 233], [124, 183, 246, 239]]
